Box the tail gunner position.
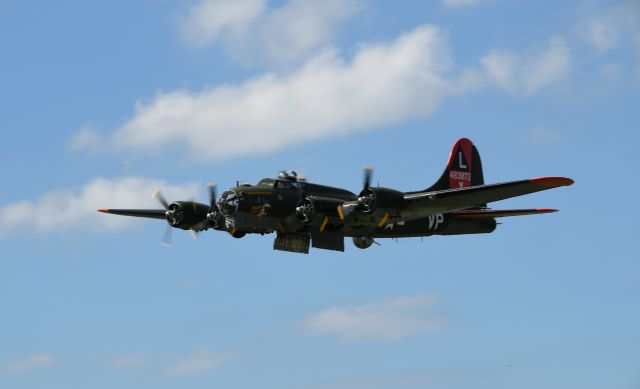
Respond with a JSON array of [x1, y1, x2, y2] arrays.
[[99, 138, 574, 253]]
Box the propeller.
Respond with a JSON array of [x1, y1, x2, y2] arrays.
[[208, 182, 217, 208], [152, 188, 170, 210], [337, 166, 375, 220], [359, 166, 376, 212], [295, 173, 313, 222], [152, 187, 205, 246], [153, 188, 175, 246], [153, 189, 182, 226], [296, 198, 314, 222], [206, 182, 224, 228], [363, 165, 373, 191], [161, 225, 173, 247]]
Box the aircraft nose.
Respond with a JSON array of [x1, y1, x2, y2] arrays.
[[218, 190, 239, 216]]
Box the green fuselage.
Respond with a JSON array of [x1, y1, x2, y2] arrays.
[[219, 178, 495, 238]]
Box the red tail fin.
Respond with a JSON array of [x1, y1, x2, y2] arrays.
[[426, 138, 485, 191]]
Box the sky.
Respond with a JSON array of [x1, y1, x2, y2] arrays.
[[0, 0, 639, 388]]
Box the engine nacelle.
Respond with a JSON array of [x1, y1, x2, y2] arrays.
[[357, 187, 406, 213], [296, 197, 342, 223], [166, 201, 210, 230], [353, 236, 375, 249]]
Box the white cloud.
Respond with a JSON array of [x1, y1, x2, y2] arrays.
[[180, 0, 362, 63], [623, 1, 640, 72], [523, 38, 571, 94], [481, 37, 570, 95], [166, 349, 228, 376], [105, 353, 148, 369], [75, 25, 573, 162], [585, 19, 618, 52], [0, 354, 55, 373], [0, 177, 200, 238], [576, 2, 640, 67], [181, 0, 265, 48], [480, 51, 519, 92], [82, 26, 459, 161], [443, 0, 480, 7], [69, 126, 107, 152], [303, 294, 448, 341], [260, 0, 362, 63]]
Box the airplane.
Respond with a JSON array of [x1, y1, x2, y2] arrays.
[[98, 138, 573, 253]]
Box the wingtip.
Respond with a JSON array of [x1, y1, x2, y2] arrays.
[[97, 208, 109, 213], [530, 177, 574, 188], [535, 208, 558, 213]]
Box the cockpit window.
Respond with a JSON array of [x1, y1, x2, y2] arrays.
[[278, 170, 298, 181]]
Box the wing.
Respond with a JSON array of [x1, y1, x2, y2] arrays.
[[451, 208, 557, 219], [98, 208, 166, 220], [402, 177, 573, 219]]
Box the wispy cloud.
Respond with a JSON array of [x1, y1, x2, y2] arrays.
[[69, 126, 108, 153], [303, 294, 448, 341], [180, 0, 362, 63], [0, 177, 200, 238], [0, 354, 55, 374], [105, 353, 148, 369], [75, 24, 574, 163], [585, 19, 618, 52], [527, 127, 562, 144], [75, 26, 464, 161], [180, 0, 265, 48], [575, 2, 640, 69], [576, 3, 629, 54], [481, 37, 571, 95], [166, 349, 228, 376]]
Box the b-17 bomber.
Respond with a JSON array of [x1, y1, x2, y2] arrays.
[[98, 138, 573, 253]]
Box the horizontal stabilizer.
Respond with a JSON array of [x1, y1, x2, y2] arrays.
[[403, 176, 573, 217], [452, 208, 557, 219], [98, 208, 166, 220]]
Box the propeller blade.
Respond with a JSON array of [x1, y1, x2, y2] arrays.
[[208, 182, 217, 209], [152, 188, 170, 210], [188, 229, 199, 240], [363, 166, 373, 190], [160, 225, 173, 247]]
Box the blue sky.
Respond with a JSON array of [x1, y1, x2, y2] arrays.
[[0, 0, 638, 388]]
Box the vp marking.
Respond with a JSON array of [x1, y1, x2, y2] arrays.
[[428, 214, 444, 230]]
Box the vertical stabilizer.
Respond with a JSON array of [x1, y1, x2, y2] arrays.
[[425, 138, 485, 192]]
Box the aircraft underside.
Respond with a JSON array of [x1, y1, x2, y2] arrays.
[[225, 211, 498, 254]]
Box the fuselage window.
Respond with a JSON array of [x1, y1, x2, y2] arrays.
[[276, 181, 292, 189]]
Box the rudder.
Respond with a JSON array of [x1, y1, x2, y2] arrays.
[[426, 138, 485, 191]]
